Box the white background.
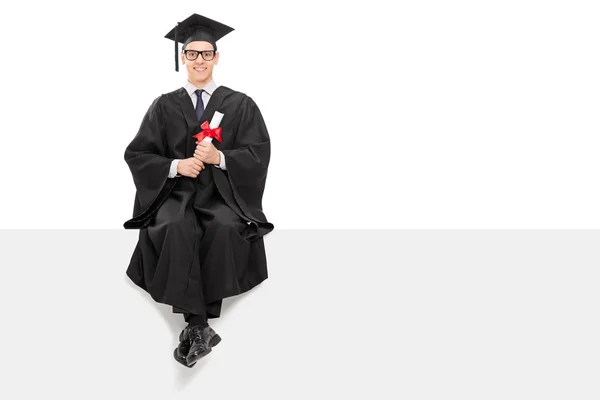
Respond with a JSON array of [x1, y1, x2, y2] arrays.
[[1, 2, 599, 398], [0, 0, 599, 229]]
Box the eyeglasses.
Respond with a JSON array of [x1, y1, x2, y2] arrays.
[[183, 50, 216, 62]]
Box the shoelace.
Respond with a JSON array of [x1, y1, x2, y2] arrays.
[[190, 327, 204, 344]]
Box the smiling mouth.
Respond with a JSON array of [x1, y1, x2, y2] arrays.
[[194, 67, 207, 72]]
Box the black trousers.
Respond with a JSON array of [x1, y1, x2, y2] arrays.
[[180, 299, 222, 323]]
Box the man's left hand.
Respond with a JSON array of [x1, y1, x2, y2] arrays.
[[194, 141, 220, 165]]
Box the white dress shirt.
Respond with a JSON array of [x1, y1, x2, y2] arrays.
[[168, 79, 226, 178]]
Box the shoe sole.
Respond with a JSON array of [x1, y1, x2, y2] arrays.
[[211, 334, 222, 348], [173, 348, 195, 368]]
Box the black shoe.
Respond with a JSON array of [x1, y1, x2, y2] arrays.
[[173, 328, 193, 368], [185, 325, 222, 366]]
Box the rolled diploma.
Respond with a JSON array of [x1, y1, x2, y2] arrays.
[[201, 111, 224, 143]]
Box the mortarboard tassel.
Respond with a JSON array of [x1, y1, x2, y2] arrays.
[[174, 22, 179, 72]]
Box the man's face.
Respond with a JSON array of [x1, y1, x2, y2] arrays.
[[181, 41, 219, 86]]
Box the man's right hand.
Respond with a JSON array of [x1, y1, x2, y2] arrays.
[[177, 158, 205, 178]]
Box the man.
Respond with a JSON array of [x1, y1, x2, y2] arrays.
[[123, 13, 274, 368]]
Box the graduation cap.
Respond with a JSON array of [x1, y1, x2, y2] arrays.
[[165, 14, 234, 72]]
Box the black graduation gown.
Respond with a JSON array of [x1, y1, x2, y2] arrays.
[[123, 85, 274, 318]]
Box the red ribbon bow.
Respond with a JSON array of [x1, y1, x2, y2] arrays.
[[193, 121, 222, 143]]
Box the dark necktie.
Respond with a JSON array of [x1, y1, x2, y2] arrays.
[[195, 89, 204, 121]]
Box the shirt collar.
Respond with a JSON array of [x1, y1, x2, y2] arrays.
[[184, 79, 218, 97]]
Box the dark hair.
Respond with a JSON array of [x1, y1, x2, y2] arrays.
[[182, 41, 217, 53]]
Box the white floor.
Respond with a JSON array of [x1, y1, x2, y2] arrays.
[[1, 230, 598, 399]]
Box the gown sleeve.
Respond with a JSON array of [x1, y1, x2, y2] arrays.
[[219, 95, 273, 227], [123, 95, 177, 229]]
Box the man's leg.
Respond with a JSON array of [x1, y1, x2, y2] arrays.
[[174, 306, 210, 367], [206, 299, 223, 319], [196, 199, 252, 304], [177, 306, 222, 367], [183, 311, 208, 327], [181, 297, 222, 326], [174, 190, 245, 366]]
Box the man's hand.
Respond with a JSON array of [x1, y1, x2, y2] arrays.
[[177, 157, 205, 178], [194, 141, 220, 165]]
